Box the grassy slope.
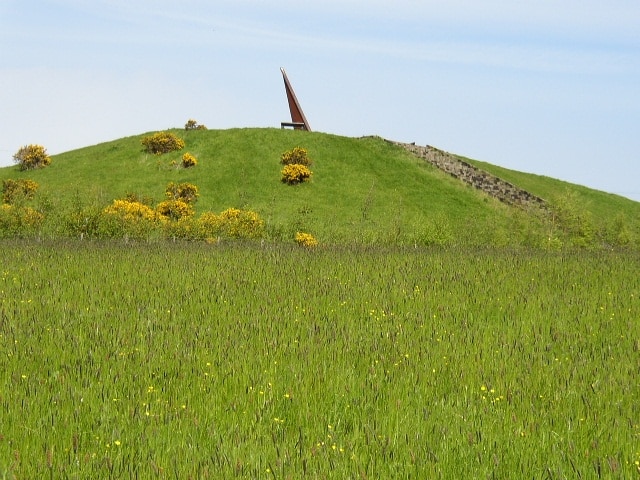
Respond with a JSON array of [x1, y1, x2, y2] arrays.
[[1, 128, 638, 244], [463, 156, 640, 222]]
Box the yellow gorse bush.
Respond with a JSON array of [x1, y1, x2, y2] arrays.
[[197, 208, 265, 239], [12, 145, 51, 171], [181, 153, 198, 168], [281, 164, 312, 185], [2, 179, 39, 204], [156, 199, 194, 221], [103, 199, 163, 223], [0, 204, 44, 235], [163, 216, 197, 239], [295, 231, 318, 248], [0, 204, 44, 225], [141, 132, 185, 154], [102, 199, 166, 239], [20, 206, 44, 227], [165, 182, 199, 204], [281, 147, 312, 166]]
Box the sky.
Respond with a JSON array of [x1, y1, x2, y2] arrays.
[[1, 0, 639, 201]]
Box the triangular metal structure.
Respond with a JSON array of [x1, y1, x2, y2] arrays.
[[280, 67, 311, 131]]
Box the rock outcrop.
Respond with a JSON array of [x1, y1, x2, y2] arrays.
[[392, 141, 547, 210]]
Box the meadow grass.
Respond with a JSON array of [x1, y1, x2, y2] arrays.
[[0, 240, 639, 478]]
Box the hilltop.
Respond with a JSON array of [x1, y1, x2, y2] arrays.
[[1, 128, 639, 248]]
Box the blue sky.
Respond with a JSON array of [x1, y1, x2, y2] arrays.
[[1, 0, 639, 201]]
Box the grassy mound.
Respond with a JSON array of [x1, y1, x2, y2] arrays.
[[1, 128, 639, 247]]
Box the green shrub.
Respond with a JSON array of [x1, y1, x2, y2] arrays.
[[600, 212, 636, 248], [281, 164, 312, 185], [165, 182, 199, 204], [2, 179, 39, 204], [412, 214, 453, 246], [63, 204, 103, 239], [141, 132, 185, 154], [281, 147, 312, 166], [163, 216, 198, 240], [551, 191, 595, 248], [0, 204, 44, 237], [12, 145, 51, 170]]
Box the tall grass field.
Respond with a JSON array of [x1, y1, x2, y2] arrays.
[[1, 240, 638, 478]]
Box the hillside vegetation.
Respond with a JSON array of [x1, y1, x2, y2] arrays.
[[1, 128, 639, 248]]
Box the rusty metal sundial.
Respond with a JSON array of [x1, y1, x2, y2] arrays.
[[280, 67, 311, 132]]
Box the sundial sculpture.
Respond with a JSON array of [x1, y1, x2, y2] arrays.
[[280, 68, 311, 131]]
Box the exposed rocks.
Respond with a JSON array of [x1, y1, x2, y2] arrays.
[[391, 141, 547, 210]]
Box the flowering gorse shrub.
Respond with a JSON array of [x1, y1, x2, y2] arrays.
[[295, 231, 318, 248], [0, 204, 44, 237], [2, 179, 39, 204], [103, 199, 160, 222], [184, 119, 207, 130], [281, 164, 312, 185], [165, 182, 199, 204], [141, 132, 185, 154], [197, 208, 264, 239], [281, 147, 312, 166], [181, 152, 198, 168], [156, 199, 194, 221], [163, 216, 197, 239], [13, 145, 51, 171], [102, 199, 165, 239], [280, 147, 313, 184]]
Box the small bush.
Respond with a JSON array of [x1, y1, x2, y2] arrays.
[[63, 203, 103, 239], [0, 204, 44, 237], [2, 179, 39, 204], [156, 199, 194, 221], [165, 182, 199, 204], [103, 199, 159, 222], [184, 119, 207, 130], [182, 152, 198, 168], [281, 164, 312, 185], [13, 145, 51, 171], [197, 208, 265, 239], [607, 213, 635, 247], [163, 216, 197, 240], [102, 199, 165, 239], [295, 231, 318, 248], [551, 191, 595, 248], [281, 147, 312, 166], [141, 132, 185, 154]]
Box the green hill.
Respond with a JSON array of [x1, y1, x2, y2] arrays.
[[2, 128, 639, 247]]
